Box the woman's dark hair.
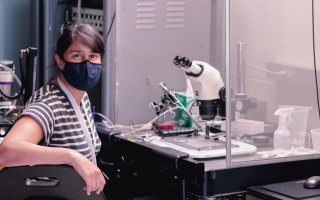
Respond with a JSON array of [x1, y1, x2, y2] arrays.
[[55, 23, 105, 61]]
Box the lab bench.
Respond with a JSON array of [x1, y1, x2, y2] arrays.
[[97, 129, 320, 200]]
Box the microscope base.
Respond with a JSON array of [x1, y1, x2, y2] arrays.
[[150, 135, 257, 159]]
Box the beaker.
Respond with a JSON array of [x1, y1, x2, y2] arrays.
[[298, 132, 312, 149], [279, 105, 312, 147], [311, 129, 320, 151]]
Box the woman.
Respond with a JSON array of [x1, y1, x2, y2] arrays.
[[0, 23, 105, 195]]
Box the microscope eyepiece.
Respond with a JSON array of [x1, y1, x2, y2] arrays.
[[180, 57, 191, 68], [173, 55, 182, 67], [173, 55, 192, 69]]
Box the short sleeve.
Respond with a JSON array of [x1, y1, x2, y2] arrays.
[[18, 101, 55, 145]]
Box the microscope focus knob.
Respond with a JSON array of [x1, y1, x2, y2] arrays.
[[219, 87, 234, 102], [219, 87, 226, 101]]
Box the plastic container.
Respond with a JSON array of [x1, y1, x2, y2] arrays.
[[298, 132, 312, 149], [311, 129, 320, 151], [279, 105, 312, 147], [175, 92, 196, 127]]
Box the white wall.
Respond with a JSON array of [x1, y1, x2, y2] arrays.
[[115, 0, 212, 125], [228, 0, 320, 130]]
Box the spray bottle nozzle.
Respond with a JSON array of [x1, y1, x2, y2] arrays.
[[275, 108, 295, 125]]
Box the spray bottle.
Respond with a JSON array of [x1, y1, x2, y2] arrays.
[[274, 107, 295, 150]]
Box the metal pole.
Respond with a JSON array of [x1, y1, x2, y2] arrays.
[[43, 0, 50, 84], [30, 0, 40, 89], [237, 42, 246, 95], [225, 0, 231, 168], [102, 0, 116, 122], [181, 178, 186, 200]]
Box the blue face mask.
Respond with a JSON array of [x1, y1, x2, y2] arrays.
[[62, 60, 102, 91]]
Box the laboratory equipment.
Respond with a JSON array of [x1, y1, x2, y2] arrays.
[[145, 57, 257, 158], [153, 127, 197, 138], [311, 129, 320, 151], [279, 105, 312, 147], [155, 81, 203, 131], [298, 132, 312, 149], [0, 47, 37, 105], [23, 47, 38, 105], [231, 43, 257, 120], [0, 60, 15, 105], [173, 56, 226, 121]]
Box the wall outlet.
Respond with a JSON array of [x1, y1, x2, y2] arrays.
[[145, 76, 153, 86]]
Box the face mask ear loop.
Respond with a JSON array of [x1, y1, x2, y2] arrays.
[[58, 56, 66, 72]]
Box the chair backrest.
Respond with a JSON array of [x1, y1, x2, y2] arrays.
[[0, 165, 106, 200]]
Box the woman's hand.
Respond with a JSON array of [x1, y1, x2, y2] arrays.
[[68, 150, 106, 195]]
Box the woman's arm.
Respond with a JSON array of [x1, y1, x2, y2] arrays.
[[0, 116, 105, 195], [0, 116, 71, 166]]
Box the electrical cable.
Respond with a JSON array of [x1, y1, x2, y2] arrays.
[[312, 0, 320, 119], [128, 120, 141, 139], [94, 112, 115, 129], [130, 120, 137, 131], [106, 12, 116, 40], [64, 0, 72, 24], [94, 113, 147, 131], [97, 106, 186, 138], [154, 111, 161, 134]]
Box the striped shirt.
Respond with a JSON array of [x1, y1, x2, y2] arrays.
[[18, 82, 101, 162]]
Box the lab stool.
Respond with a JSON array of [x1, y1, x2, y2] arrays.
[[0, 165, 106, 200]]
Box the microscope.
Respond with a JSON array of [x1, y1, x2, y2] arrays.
[[173, 56, 226, 139]]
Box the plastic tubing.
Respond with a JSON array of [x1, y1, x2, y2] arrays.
[[0, 64, 21, 86], [94, 112, 115, 129]]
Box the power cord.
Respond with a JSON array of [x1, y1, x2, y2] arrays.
[[0, 53, 25, 101], [312, 0, 320, 119], [106, 12, 116, 40], [128, 120, 141, 139]]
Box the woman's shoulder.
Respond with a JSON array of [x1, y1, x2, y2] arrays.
[[25, 82, 66, 106]]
